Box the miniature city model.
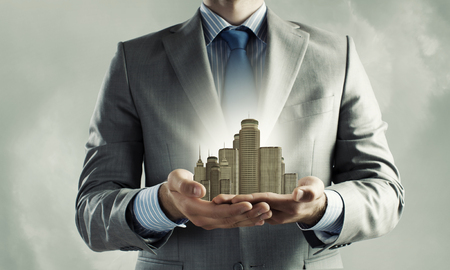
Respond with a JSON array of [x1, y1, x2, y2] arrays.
[[194, 119, 298, 201]]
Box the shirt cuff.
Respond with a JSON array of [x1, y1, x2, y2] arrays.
[[132, 183, 189, 237], [297, 189, 343, 234]]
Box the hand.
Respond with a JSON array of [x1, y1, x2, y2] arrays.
[[159, 169, 272, 230], [224, 176, 327, 226]]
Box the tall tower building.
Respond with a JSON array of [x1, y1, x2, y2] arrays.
[[206, 156, 218, 181], [259, 147, 282, 193], [201, 156, 218, 201], [201, 180, 211, 201], [219, 153, 231, 194], [239, 119, 260, 194], [194, 147, 206, 183], [219, 148, 238, 194], [210, 166, 221, 199], [219, 179, 231, 194], [233, 134, 240, 150], [284, 173, 298, 194], [281, 157, 285, 194]]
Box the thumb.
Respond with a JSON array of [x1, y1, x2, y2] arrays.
[[167, 169, 205, 198], [293, 188, 305, 202], [292, 176, 324, 202]]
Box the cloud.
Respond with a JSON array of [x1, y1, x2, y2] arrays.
[[418, 34, 439, 56], [8, 90, 138, 269], [338, 0, 450, 155]]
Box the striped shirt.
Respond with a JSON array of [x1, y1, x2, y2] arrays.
[[132, 3, 343, 242], [298, 190, 344, 243], [132, 183, 187, 238], [200, 2, 267, 99]]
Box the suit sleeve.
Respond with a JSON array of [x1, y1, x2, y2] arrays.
[[311, 36, 405, 250], [75, 42, 172, 253]]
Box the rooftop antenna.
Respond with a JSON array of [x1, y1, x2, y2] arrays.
[[220, 145, 228, 164]]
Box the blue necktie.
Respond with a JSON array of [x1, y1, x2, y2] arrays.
[[220, 28, 257, 132]]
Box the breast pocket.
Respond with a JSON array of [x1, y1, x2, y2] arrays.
[[278, 95, 334, 123]]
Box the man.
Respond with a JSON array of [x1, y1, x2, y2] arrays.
[[76, 0, 404, 269]]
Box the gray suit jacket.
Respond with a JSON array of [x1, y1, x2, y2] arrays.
[[76, 8, 404, 270]]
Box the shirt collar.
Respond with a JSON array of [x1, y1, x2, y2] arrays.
[[200, 2, 267, 45]]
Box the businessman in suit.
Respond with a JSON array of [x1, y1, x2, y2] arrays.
[[76, 0, 404, 269]]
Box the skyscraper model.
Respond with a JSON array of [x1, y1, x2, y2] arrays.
[[238, 119, 260, 194], [194, 119, 297, 200]]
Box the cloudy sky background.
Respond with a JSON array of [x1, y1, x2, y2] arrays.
[[1, 0, 449, 269]]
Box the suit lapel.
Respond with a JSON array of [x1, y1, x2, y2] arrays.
[[258, 9, 310, 143], [162, 11, 229, 146]]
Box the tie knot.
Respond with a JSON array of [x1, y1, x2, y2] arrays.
[[220, 28, 250, 50]]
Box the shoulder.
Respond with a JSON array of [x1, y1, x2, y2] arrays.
[[266, 7, 349, 61], [115, 19, 189, 67], [295, 21, 347, 54], [288, 20, 349, 65], [293, 21, 345, 45], [120, 23, 181, 54], [118, 11, 200, 61]]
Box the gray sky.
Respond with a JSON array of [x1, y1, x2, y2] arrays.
[[1, 0, 449, 269]]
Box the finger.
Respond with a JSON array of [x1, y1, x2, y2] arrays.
[[167, 169, 205, 198], [231, 210, 273, 228], [292, 188, 304, 202], [242, 202, 270, 219], [217, 202, 270, 224], [293, 187, 319, 202], [212, 194, 236, 204], [172, 192, 253, 218], [231, 193, 266, 204], [231, 193, 296, 214], [231, 192, 292, 205], [293, 176, 325, 202], [200, 205, 272, 229], [263, 209, 293, 225]]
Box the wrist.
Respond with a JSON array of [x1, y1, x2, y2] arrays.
[[302, 194, 327, 226], [158, 182, 185, 221]]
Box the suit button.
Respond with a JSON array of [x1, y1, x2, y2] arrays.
[[233, 262, 244, 270]]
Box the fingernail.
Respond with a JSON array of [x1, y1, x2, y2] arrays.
[[295, 190, 303, 201], [193, 187, 200, 197]]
